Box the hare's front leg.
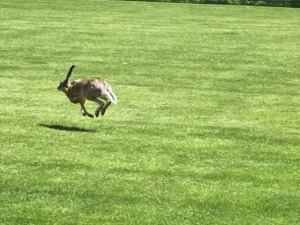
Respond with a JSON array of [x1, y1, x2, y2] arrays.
[[80, 101, 94, 118]]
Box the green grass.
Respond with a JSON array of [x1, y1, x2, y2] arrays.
[[1, 1, 300, 224]]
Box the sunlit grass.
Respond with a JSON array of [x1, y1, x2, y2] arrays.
[[0, 1, 300, 224]]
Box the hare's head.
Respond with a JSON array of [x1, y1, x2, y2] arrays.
[[57, 65, 75, 91]]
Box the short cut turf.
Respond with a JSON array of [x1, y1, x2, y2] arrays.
[[0, 1, 300, 224]]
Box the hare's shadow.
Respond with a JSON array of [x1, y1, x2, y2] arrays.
[[39, 124, 96, 133]]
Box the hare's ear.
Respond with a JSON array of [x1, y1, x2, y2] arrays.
[[65, 65, 75, 82]]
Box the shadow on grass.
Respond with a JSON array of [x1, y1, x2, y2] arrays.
[[39, 124, 96, 133]]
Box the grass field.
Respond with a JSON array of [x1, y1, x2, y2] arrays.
[[1, 0, 300, 224]]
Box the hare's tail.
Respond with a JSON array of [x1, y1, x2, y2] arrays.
[[105, 88, 117, 105]]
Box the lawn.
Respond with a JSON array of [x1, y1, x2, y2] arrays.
[[0, 0, 300, 224]]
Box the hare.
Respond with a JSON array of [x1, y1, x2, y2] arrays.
[[57, 65, 117, 118]]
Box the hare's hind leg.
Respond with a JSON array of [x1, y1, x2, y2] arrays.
[[101, 100, 111, 116], [89, 98, 104, 117], [80, 101, 94, 118]]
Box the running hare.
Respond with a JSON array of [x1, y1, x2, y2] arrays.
[[57, 65, 117, 118]]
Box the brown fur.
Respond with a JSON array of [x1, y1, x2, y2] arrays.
[[57, 65, 117, 118]]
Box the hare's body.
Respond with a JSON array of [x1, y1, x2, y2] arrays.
[[58, 66, 117, 118]]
